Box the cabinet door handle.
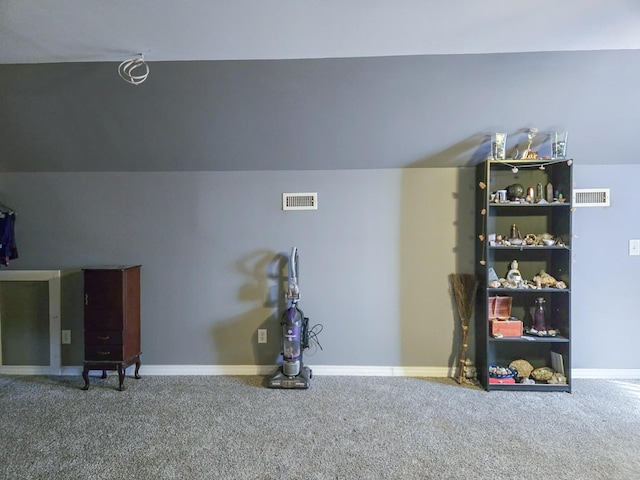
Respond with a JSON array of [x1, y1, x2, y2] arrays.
[[97, 336, 111, 341], [85, 294, 89, 306], [97, 351, 111, 356]]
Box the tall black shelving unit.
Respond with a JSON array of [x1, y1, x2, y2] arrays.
[[475, 158, 573, 392]]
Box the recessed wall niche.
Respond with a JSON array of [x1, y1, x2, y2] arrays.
[[0, 271, 61, 374]]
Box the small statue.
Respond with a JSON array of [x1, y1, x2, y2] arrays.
[[521, 128, 539, 159], [506, 260, 523, 288], [462, 359, 477, 385]]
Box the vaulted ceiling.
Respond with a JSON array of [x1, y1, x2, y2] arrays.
[[3, 1, 640, 64]]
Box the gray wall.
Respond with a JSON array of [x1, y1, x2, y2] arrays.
[[572, 165, 640, 369], [2, 49, 640, 172], [1, 165, 637, 370], [0, 49, 639, 370], [0, 169, 475, 368]]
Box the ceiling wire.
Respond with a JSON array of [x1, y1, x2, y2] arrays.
[[118, 53, 149, 85]]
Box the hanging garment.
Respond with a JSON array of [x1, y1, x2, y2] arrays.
[[0, 212, 18, 266]]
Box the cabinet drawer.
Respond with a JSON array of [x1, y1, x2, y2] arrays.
[[85, 345, 124, 361], [84, 308, 124, 330], [84, 331, 122, 345]]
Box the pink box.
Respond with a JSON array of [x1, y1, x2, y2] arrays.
[[490, 320, 523, 337], [489, 377, 516, 384]]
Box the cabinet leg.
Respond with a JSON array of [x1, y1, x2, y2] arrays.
[[117, 364, 126, 391], [82, 368, 90, 390], [101, 370, 108, 379], [134, 357, 141, 380]]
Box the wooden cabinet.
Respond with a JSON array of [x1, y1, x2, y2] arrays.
[[82, 266, 141, 391], [475, 159, 572, 392]]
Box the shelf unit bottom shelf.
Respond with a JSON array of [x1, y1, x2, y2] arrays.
[[486, 382, 570, 392]]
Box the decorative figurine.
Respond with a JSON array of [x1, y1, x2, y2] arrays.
[[463, 358, 478, 385], [506, 260, 523, 288], [521, 128, 539, 159]]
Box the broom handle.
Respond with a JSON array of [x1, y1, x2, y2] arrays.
[[457, 325, 469, 384]]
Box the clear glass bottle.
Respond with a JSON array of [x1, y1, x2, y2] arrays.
[[533, 297, 547, 332]]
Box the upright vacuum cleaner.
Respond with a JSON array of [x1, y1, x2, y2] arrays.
[[268, 247, 312, 389]]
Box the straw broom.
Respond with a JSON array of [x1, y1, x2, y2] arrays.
[[449, 273, 478, 384]]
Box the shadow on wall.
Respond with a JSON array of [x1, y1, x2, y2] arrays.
[[398, 134, 484, 370], [449, 138, 489, 371], [409, 133, 488, 168], [438, 130, 555, 373], [212, 250, 287, 367]]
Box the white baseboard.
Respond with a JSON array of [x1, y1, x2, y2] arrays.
[[141, 365, 276, 376], [56, 364, 453, 377], [6, 365, 640, 380], [309, 365, 454, 377], [572, 369, 640, 379], [136, 365, 455, 377]]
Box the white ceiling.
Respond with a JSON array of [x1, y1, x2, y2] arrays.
[[3, 0, 640, 64]]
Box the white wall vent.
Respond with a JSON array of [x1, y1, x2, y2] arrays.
[[282, 192, 318, 211], [573, 188, 610, 207]]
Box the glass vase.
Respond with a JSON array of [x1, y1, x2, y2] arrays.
[[551, 132, 568, 159], [492, 133, 507, 160]]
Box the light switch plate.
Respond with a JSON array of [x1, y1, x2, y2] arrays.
[[61, 330, 71, 344], [630, 239, 640, 256]]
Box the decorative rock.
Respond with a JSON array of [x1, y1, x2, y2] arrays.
[[531, 367, 554, 382], [548, 372, 567, 385], [509, 359, 534, 379]]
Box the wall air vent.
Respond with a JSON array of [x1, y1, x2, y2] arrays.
[[572, 188, 610, 207], [282, 192, 318, 211]]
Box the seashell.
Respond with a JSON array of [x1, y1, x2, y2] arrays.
[[509, 359, 534, 379]]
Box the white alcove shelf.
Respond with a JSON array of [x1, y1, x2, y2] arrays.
[[0, 270, 61, 375]]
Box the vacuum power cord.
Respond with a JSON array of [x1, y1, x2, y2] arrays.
[[307, 323, 323, 351]]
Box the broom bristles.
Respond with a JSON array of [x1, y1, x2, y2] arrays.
[[449, 273, 477, 325]]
